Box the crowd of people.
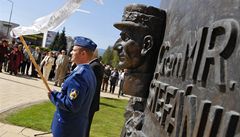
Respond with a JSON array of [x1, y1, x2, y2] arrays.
[[0, 39, 75, 86], [0, 39, 126, 96], [101, 65, 126, 97]]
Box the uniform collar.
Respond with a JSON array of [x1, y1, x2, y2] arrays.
[[89, 58, 98, 64], [74, 64, 89, 71]]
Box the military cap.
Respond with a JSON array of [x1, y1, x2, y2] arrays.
[[114, 4, 165, 31], [74, 36, 97, 51]]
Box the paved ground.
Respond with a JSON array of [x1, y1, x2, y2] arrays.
[[0, 72, 129, 137]]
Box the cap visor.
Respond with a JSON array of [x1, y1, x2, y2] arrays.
[[113, 21, 147, 31]]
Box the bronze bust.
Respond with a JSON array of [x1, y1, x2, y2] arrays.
[[113, 4, 166, 137], [113, 4, 166, 98]]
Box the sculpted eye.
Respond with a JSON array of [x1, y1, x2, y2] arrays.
[[120, 33, 130, 42]]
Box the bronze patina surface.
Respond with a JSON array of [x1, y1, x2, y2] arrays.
[[114, 0, 240, 136], [144, 0, 240, 137], [113, 3, 166, 137]]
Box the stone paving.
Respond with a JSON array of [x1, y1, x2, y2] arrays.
[[0, 72, 129, 137]]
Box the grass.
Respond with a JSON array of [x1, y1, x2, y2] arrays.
[[1, 97, 128, 137]]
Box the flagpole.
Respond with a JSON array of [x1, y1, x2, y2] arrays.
[[19, 36, 51, 92]]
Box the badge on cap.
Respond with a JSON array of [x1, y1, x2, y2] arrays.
[[69, 89, 79, 100]]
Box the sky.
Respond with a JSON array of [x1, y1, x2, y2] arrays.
[[0, 0, 161, 49]]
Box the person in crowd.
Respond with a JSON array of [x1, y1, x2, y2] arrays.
[[54, 50, 69, 87], [86, 49, 104, 137], [109, 68, 119, 94], [113, 4, 166, 136], [8, 44, 23, 75], [40, 51, 55, 80], [21, 47, 31, 75], [18, 45, 24, 74], [0, 40, 8, 72], [4, 41, 12, 72], [48, 36, 97, 137], [40, 52, 47, 73], [118, 69, 125, 98], [49, 51, 59, 80], [31, 47, 41, 77], [101, 65, 111, 92]]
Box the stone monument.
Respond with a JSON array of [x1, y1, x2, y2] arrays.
[[114, 0, 240, 137]]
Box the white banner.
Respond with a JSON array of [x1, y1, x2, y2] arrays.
[[11, 0, 103, 37]]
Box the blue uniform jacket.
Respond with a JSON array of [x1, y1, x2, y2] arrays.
[[49, 64, 97, 137]]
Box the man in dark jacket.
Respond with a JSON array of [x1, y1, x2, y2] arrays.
[[101, 65, 111, 92], [86, 49, 104, 137]]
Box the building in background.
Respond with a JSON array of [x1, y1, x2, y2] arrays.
[[45, 31, 57, 47], [20, 31, 57, 47], [22, 33, 43, 45], [0, 20, 19, 40], [0, 20, 74, 51]]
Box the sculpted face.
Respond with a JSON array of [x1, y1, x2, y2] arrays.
[[114, 29, 145, 70], [112, 4, 166, 97]]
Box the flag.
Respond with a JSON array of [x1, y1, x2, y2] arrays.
[[11, 0, 104, 37]]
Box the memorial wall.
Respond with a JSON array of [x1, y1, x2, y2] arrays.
[[141, 0, 240, 136]]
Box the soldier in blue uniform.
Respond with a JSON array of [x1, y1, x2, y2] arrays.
[[48, 36, 97, 137]]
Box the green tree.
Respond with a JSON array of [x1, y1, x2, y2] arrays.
[[102, 46, 119, 68], [49, 27, 67, 51], [102, 46, 113, 65], [58, 27, 67, 51], [112, 50, 119, 68], [49, 32, 59, 51]]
